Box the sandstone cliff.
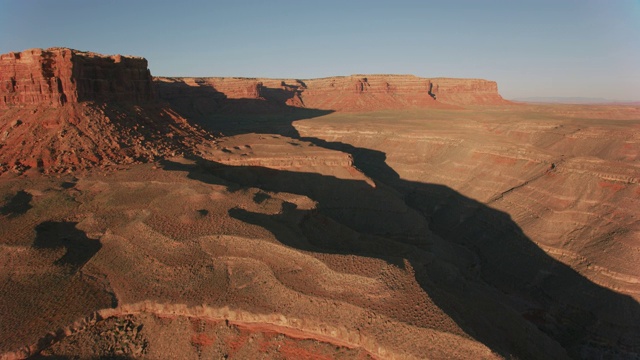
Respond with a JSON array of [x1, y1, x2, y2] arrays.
[[1, 47, 508, 146], [429, 78, 506, 105], [0, 48, 206, 174], [155, 74, 508, 115], [0, 48, 155, 108], [295, 75, 442, 111]]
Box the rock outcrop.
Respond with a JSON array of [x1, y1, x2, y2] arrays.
[[155, 74, 508, 115], [0, 48, 155, 108], [0, 48, 207, 174], [294, 75, 443, 111], [429, 78, 506, 105]]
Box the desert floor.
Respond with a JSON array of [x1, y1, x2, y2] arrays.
[[1, 104, 639, 359]]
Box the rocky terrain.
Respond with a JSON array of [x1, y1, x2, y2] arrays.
[[155, 74, 506, 116], [0, 48, 638, 359], [0, 48, 211, 174]]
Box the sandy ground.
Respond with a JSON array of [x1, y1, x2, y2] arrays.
[[1, 104, 639, 359]]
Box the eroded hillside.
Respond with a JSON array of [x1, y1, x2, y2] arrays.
[[0, 48, 211, 174], [0, 48, 638, 360]]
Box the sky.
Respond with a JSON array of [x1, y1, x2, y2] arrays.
[[1, 0, 639, 100]]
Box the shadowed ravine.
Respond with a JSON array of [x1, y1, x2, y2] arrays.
[[294, 137, 640, 359], [2, 81, 637, 359], [2, 47, 638, 359], [160, 151, 639, 359], [155, 82, 640, 359]]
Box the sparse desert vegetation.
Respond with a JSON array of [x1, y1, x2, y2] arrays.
[[0, 47, 638, 360]]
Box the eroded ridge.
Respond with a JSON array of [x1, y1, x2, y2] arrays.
[[1, 301, 496, 360]]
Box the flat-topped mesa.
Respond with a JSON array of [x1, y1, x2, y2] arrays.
[[299, 75, 433, 94], [295, 75, 441, 111], [430, 78, 507, 105], [299, 75, 508, 107], [155, 74, 507, 114], [0, 48, 155, 107]]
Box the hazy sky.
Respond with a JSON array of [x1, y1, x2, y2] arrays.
[[1, 0, 639, 100]]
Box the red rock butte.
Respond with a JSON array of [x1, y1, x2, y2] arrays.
[[0, 48, 155, 107], [0, 48, 206, 174]]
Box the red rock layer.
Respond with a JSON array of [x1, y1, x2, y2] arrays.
[[155, 74, 507, 114], [0, 48, 155, 108], [294, 75, 443, 111], [0, 103, 210, 174], [299, 76, 508, 108], [430, 78, 507, 105], [0, 48, 207, 174]]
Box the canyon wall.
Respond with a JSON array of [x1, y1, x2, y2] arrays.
[[155, 74, 508, 114], [301, 75, 507, 107], [0, 48, 155, 107], [429, 78, 506, 105], [298, 75, 441, 111], [0, 48, 204, 174]]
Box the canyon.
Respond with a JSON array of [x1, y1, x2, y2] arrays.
[[0, 48, 638, 360]]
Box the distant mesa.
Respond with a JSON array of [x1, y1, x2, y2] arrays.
[[155, 74, 509, 114], [0, 48, 208, 174]]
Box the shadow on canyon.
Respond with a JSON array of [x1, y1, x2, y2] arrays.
[[156, 81, 640, 358], [154, 79, 334, 137], [1, 221, 116, 354], [161, 153, 640, 359], [0, 190, 32, 218], [32, 221, 102, 272]]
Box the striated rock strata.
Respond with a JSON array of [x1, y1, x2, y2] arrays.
[[429, 78, 505, 105], [155, 74, 508, 117], [0, 48, 155, 107], [1, 48, 155, 107], [0, 48, 208, 174], [292, 106, 640, 358]]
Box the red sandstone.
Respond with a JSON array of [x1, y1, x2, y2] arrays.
[[0, 48, 154, 108]]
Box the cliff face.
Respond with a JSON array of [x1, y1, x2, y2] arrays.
[[155, 74, 507, 115], [0, 47, 508, 173], [430, 78, 506, 105], [299, 75, 508, 107], [0, 49, 71, 107], [0, 48, 155, 108], [73, 50, 155, 103], [296, 75, 442, 111], [1, 47, 506, 112], [0, 48, 204, 174]]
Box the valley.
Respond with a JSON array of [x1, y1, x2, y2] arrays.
[[0, 48, 638, 359]]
